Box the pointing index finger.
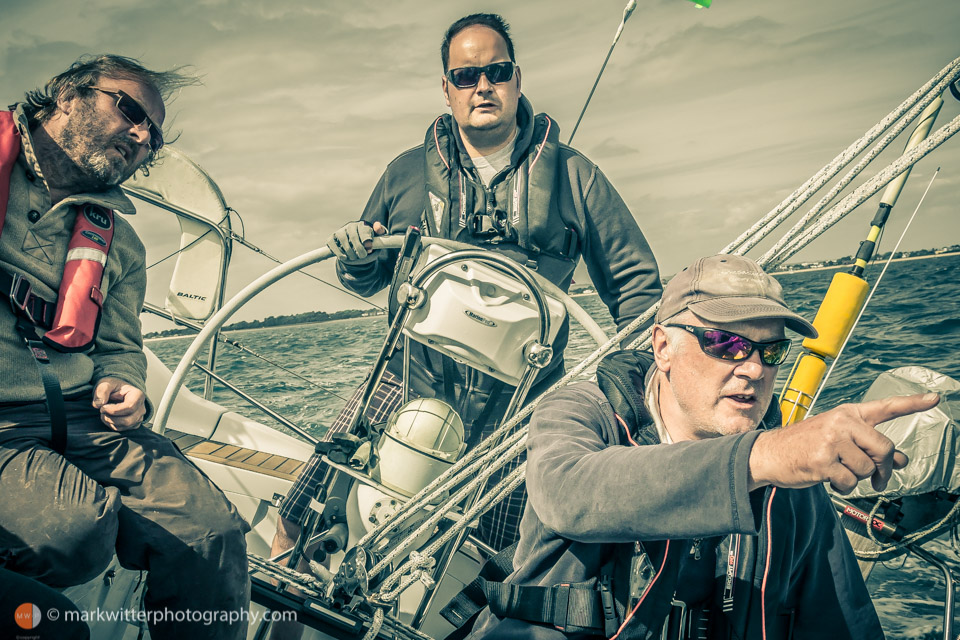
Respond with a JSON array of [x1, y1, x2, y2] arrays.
[[857, 393, 940, 428]]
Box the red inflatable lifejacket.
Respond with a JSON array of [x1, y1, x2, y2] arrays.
[[0, 110, 114, 352]]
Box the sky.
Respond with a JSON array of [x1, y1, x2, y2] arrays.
[[2, 0, 959, 329]]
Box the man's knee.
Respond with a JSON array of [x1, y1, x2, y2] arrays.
[[200, 507, 249, 563], [275, 516, 301, 549], [160, 490, 249, 570], [24, 496, 119, 587], [168, 485, 249, 586]]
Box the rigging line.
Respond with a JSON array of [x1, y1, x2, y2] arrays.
[[225, 206, 385, 308], [197, 343, 350, 405], [226, 206, 244, 238], [762, 92, 948, 268], [761, 111, 960, 269], [725, 55, 960, 256], [147, 204, 385, 311], [227, 227, 387, 312], [758, 93, 943, 266], [192, 362, 320, 444], [143, 305, 350, 403], [146, 228, 216, 270], [807, 167, 940, 416], [145, 211, 231, 270], [568, 0, 637, 145]]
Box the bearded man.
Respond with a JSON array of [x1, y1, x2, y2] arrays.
[[0, 55, 250, 640]]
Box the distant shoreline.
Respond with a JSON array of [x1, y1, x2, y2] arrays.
[[145, 251, 957, 340], [144, 313, 383, 342], [769, 250, 960, 276]]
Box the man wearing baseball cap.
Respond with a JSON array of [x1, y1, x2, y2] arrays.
[[459, 254, 938, 640]]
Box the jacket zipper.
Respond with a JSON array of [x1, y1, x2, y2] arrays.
[[759, 487, 777, 640]]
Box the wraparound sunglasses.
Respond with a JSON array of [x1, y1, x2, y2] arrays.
[[90, 86, 164, 153], [445, 62, 516, 89], [670, 324, 792, 366]]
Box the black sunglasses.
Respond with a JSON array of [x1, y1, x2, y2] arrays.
[[90, 87, 163, 153], [670, 324, 792, 366], [445, 62, 516, 89]]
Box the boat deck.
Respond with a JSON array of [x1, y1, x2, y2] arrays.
[[166, 429, 307, 482]]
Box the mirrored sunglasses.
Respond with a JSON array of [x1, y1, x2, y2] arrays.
[[671, 324, 792, 366], [90, 87, 164, 153], [445, 62, 516, 89]]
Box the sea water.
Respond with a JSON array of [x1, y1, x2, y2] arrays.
[[147, 254, 960, 640]]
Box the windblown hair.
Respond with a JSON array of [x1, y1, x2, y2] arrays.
[[441, 13, 516, 71], [16, 54, 200, 127]]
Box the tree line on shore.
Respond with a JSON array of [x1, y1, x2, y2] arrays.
[[146, 243, 959, 338], [774, 243, 960, 272], [145, 308, 386, 339]]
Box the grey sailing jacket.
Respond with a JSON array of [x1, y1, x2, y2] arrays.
[[467, 379, 884, 640], [1, 107, 148, 404], [336, 95, 661, 348]]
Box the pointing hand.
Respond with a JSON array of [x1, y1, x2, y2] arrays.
[[748, 393, 940, 493]]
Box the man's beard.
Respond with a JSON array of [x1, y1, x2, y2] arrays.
[[56, 108, 142, 188]]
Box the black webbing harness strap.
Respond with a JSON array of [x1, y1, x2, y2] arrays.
[[439, 541, 619, 637], [440, 541, 517, 636], [5, 268, 68, 454], [481, 570, 619, 636], [13, 316, 68, 454]]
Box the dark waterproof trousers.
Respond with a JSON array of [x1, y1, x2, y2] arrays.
[[0, 399, 251, 640], [0, 567, 90, 639]]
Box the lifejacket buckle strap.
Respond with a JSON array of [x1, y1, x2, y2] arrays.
[[662, 600, 713, 640], [4, 270, 54, 329], [599, 574, 618, 636], [14, 317, 67, 455], [470, 213, 497, 237], [8, 272, 34, 321]]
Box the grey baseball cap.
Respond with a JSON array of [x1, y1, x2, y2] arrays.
[[656, 254, 818, 338]]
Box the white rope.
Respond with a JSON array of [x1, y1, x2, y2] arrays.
[[374, 465, 527, 601], [357, 411, 528, 552], [248, 553, 435, 639], [373, 551, 437, 603], [723, 54, 960, 257], [763, 113, 959, 269], [246, 553, 326, 597], [360, 607, 385, 640], [367, 436, 529, 577], [758, 79, 952, 266], [806, 168, 940, 414]]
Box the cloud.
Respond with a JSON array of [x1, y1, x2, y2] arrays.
[[4, 0, 959, 322], [588, 137, 640, 158]]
